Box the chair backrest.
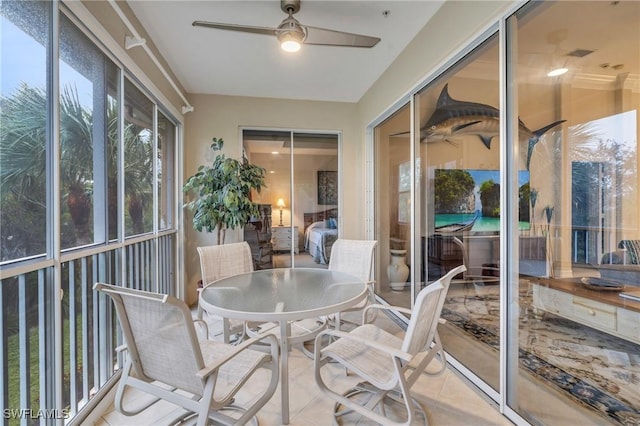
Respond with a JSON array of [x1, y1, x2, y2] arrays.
[[402, 264, 465, 355], [618, 240, 640, 264], [197, 242, 254, 286], [94, 283, 206, 395], [328, 239, 378, 282]]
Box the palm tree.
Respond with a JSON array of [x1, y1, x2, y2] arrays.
[[0, 84, 48, 259], [1, 82, 156, 257]]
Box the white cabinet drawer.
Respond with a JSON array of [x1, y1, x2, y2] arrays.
[[573, 296, 616, 331], [618, 308, 640, 342], [534, 286, 572, 316], [272, 226, 299, 252]]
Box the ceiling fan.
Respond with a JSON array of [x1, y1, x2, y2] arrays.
[[192, 0, 381, 53]]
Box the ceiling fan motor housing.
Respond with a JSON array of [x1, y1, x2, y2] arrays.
[[281, 0, 301, 15]]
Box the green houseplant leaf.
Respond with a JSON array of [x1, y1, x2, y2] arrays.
[[183, 138, 266, 244]]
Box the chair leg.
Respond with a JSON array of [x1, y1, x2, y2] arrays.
[[222, 317, 231, 344], [196, 378, 216, 426]]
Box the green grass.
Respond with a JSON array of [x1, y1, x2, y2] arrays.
[[6, 315, 88, 425]]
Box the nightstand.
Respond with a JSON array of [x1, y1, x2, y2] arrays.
[[272, 226, 299, 254]]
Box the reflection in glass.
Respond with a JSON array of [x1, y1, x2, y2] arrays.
[[417, 36, 500, 391], [242, 130, 338, 269], [373, 104, 412, 305], [511, 1, 640, 424]]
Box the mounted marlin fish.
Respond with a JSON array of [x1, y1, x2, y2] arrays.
[[422, 84, 565, 169]]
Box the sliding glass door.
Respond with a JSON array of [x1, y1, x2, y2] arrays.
[[371, 2, 640, 425], [373, 104, 412, 309], [415, 36, 502, 392], [508, 2, 640, 424], [242, 129, 339, 269]]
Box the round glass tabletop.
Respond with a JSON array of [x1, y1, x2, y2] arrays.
[[199, 268, 367, 321]]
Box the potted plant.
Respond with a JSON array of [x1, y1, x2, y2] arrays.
[[183, 138, 266, 244]]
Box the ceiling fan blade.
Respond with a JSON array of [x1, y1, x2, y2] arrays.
[[192, 21, 277, 37], [303, 26, 380, 48]]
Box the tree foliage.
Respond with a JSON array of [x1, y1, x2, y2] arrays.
[[434, 169, 475, 213], [0, 82, 156, 259], [183, 138, 266, 244]]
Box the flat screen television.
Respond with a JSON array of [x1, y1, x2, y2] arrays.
[[434, 169, 530, 233]]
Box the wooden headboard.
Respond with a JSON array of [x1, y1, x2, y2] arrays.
[[303, 208, 338, 233]]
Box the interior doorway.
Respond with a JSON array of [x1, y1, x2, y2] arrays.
[[242, 129, 340, 269]]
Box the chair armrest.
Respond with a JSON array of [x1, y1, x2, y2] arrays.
[[316, 328, 412, 362], [362, 303, 412, 324], [196, 333, 279, 380]]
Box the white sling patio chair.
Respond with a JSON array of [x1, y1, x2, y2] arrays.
[[94, 282, 279, 426], [197, 242, 254, 343], [328, 239, 378, 331], [313, 264, 465, 426], [290, 239, 378, 358]]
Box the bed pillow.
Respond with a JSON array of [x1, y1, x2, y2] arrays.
[[308, 221, 324, 231], [325, 218, 337, 229]]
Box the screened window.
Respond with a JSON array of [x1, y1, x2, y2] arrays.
[[59, 13, 119, 249], [0, 0, 50, 261], [124, 78, 154, 237]]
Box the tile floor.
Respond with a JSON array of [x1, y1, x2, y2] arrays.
[[95, 310, 511, 426]]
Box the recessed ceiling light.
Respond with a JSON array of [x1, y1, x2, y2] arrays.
[[271, 151, 279, 155], [269, 170, 275, 174], [547, 67, 568, 77]]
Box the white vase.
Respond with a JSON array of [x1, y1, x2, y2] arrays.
[[388, 249, 409, 290]]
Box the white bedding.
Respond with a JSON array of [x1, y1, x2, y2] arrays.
[[304, 221, 338, 264]]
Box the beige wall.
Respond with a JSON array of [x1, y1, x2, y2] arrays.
[[183, 94, 359, 303]]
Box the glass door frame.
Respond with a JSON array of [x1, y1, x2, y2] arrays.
[[240, 126, 343, 268], [364, 10, 529, 425]]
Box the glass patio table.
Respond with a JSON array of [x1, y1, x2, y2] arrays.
[[198, 267, 367, 425]]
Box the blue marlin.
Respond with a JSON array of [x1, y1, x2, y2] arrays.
[[422, 84, 565, 168]]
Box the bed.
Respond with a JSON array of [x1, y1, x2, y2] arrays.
[[303, 208, 338, 264]]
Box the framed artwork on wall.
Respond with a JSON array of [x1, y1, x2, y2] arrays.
[[317, 171, 337, 205]]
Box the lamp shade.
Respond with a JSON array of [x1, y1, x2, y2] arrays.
[[277, 198, 286, 208]]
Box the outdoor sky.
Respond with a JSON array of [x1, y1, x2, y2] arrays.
[[2, 17, 93, 107]]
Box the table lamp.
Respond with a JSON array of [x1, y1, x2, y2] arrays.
[[277, 198, 285, 226]]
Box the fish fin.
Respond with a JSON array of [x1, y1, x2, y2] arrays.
[[444, 139, 460, 147], [436, 83, 457, 108], [533, 120, 566, 138], [451, 120, 482, 132], [436, 84, 449, 107], [526, 137, 537, 171], [527, 120, 565, 170], [479, 135, 492, 149]]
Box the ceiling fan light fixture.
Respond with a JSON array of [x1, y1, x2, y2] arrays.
[[279, 32, 303, 52]]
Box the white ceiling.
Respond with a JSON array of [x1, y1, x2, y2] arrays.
[[126, 0, 444, 103]]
